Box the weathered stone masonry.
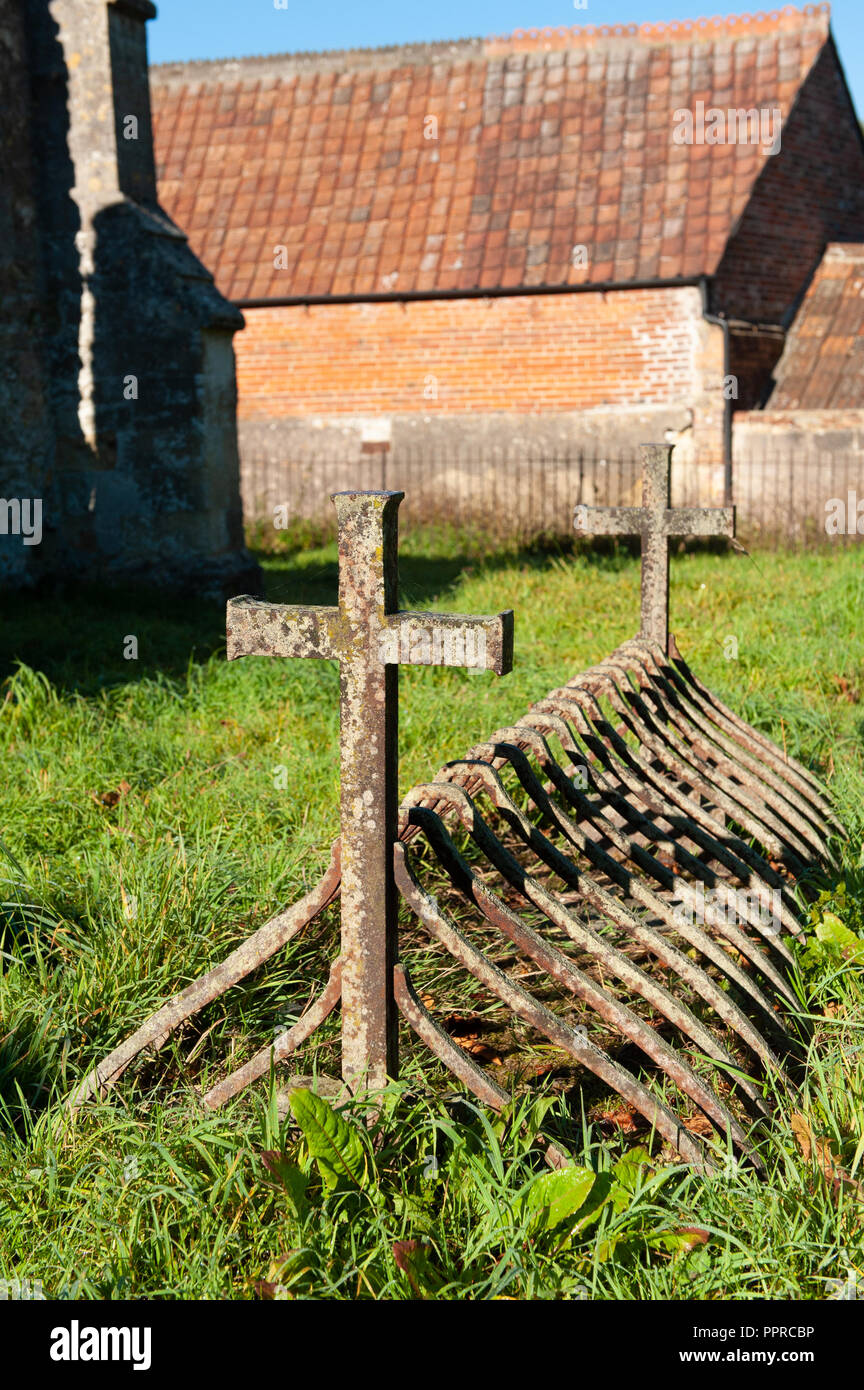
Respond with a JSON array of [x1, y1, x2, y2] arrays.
[[0, 0, 258, 594]]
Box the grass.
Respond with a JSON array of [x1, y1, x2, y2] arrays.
[[1, 531, 863, 1300]]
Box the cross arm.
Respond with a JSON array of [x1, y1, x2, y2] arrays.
[[383, 609, 514, 675], [665, 506, 735, 538], [226, 595, 341, 661], [574, 505, 645, 537]]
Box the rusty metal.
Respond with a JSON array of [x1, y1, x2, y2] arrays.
[[74, 456, 843, 1169], [621, 640, 833, 855], [226, 490, 512, 1092], [394, 842, 713, 1170], [203, 959, 344, 1111], [574, 442, 734, 654], [77, 490, 512, 1109], [390, 663, 814, 1164], [516, 706, 805, 944], [66, 840, 343, 1112], [665, 633, 842, 836], [387, 446, 837, 1164]]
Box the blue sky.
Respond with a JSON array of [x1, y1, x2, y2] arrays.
[[148, 0, 863, 117]]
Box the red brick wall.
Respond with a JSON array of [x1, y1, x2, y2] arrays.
[[712, 41, 864, 325], [728, 327, 785, 411], [236, 287, 706, 418]]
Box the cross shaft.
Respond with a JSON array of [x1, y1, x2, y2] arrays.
[[226, 491, 513, 1090], [574, 443, 734, 651]]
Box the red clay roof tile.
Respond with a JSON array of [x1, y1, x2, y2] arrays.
[[765, 244, 864, 409], [151, 5, 831, 301]]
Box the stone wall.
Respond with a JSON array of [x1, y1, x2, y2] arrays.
[[0, 0, 258, 596], [732, 409, 864, 539], [0, 0, 55, 585]]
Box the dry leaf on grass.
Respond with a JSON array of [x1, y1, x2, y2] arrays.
[[442, 1012, 504, 1066], [675, 1226, 711, 1251], [791, 1111, 862, 1199], [89, 780, 131, 808], [597, 1105, 640, 1133], [684, 1112, 715, 1138], [831, 674, 860, 704]]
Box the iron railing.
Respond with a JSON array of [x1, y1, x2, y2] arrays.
[[240, 445, 864, 548]]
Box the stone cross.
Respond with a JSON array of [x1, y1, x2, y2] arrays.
[[574, 443, 735, 652], [226, 491, 514, 1090]]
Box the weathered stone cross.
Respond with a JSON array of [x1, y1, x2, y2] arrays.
[[226, 491, 513, 1091], [574, 443, 735, 652]]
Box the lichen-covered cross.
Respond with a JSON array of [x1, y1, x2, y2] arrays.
[[574, 443, 735, 652], [226, 491, 514, 1091]]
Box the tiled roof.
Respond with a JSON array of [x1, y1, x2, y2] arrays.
[[151, 5, 832, 302], [766, 243, 864, 409]]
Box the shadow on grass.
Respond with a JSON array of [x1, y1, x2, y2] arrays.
[[0, 539, 639, 694]]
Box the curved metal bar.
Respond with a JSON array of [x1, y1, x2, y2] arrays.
[[68, 840, 343, 1112], [586, 662, 812, 869], [457, 743, 798, 1017], [484, 723, 799, 973], [618, 646, 832, 857], [403, 786, 787, 1089], [521, 706, 806, 950], [666, 637, 840, 818], [517, 709, 801, 938], [623, 641, 835, 850], [203, 958, 344, 1110], [393, 963, 510, 1110], [394, 843, 716, 1170], [394, 964, 571, 1170], [536, 687, 808, 896]]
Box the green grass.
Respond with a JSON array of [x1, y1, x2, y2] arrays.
[[1, 534, 863, 1300]]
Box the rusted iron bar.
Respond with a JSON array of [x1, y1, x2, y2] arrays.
[[574, 442, 734, 654], [226, 490, 513, 1091], [473, 726, 798, 987], [666, 635, 843, 835], [546, 677, 805, 874], [526, 695, 805, 929], [452, 747, 798, 1020], [203, 959, 344, 1111], [402, 787, 788, 1082], [393, 965, 570, 1171], [595, 660, 813, 868], [621, 641, 833, 855], [518, 705, 802, 942], [67, 840, 342, 1112], [394, 843, 714, 1171]]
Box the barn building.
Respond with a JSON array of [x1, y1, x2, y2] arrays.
[[150, 5, 864, 514]]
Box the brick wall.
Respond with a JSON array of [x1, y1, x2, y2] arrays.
[[238, 288, 700, 416], [712, 40, 864, 325], [728, 327, 786, 411], [235, 284, 726, 460]]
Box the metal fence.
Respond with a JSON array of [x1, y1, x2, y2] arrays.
[[241, 445, 864, 548]]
